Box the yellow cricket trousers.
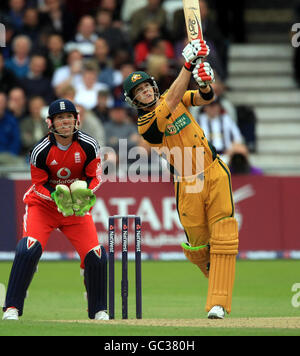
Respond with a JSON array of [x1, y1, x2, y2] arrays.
[[175, 157, 235, 247]]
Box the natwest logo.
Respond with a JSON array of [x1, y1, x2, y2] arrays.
[[57, 167, 71, 179]]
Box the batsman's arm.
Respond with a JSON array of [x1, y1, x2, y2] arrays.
[[181, 86, 215, 108], [193, 85, 215, 106], [164, 66, 192, 113]]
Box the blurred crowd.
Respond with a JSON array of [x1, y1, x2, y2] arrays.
[[0, 0, 258, 175]]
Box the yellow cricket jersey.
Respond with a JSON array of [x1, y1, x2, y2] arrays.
[[137, 90, 217, 177]]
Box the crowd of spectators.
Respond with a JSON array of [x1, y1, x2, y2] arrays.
[[0, 0, 255, 175]]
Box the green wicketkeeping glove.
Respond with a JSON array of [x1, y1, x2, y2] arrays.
[[51, 185, 74, 217], [70, 180, 96, 216]]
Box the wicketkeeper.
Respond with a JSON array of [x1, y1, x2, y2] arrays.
[[123, 39, 239, 319], [2, 99, 108, 321]]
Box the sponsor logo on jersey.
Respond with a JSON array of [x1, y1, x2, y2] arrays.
[[165, 114, 191, 136], [57, 167, 71, 179]]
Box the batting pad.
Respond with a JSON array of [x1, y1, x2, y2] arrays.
[[181, 243, 210, 278], [205, 217, 239, 314]]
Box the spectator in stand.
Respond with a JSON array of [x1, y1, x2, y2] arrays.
[[112, 61, 137, 106], [20, 7, 41, 51], [65, 15, 98, 57], [227, 143, 263, 176], [172, 0, 228, 80], [76, 104, 106, 148], [51, 49, 84, 97], [44, 33, 66, 78], [195, 97, 243, 156], [112, 48, 134, 72], [6, 0, 25, 31], [120, 1, 147, 24], [104, 103, 143, 161], [0, 52, 20, 94], [94, 37, 123, 90], [57, 84, 76, 102], [7, 87, 27, 121], [92, 89, 113, 124], [20, 96, 48, 157], [40, 0, 75, 42], [20, 54, 55, 104], [95, 8, 132, 57], [99, 0, 123, 23], [129, 0, 168, 44], [0, 19, 15, 59], [134, 21, 174, 68], [146, 54, 175, 94], [0, 91, 23, 165], [210, 77, 237, 123], [74, 61, 109, 110], [5, 35, 31, 78]]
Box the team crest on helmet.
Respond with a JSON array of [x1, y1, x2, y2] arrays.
[[131, 73, 142, 82]]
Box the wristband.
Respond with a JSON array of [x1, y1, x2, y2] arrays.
[[198, 85, 214, 100], [184, 62, 195, 72]]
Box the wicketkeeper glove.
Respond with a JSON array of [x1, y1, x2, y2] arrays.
[[182, 39, 210, 71], [192, 61, 215, 87], [51, 184, 74, 217], [70, 180, 96, 216]]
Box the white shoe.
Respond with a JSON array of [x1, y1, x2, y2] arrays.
[[94, 310, 109, 320], [207, 305, 225, 319], [2, 307, 19, 320]]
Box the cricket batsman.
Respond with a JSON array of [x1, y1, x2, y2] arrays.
[[123, 39, 239, 319], [2, 99, 109, 320]]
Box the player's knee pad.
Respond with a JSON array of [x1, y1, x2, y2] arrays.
[[84, 246, 107, 319], [181, 243, 210, 278], [4, 237, 42, 316], [206, 217, 239, 314], [210, 217, 239, 255]]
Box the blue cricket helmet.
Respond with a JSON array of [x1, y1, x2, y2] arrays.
[[48, 99, 78, 119], [46, 99, 80, 136]]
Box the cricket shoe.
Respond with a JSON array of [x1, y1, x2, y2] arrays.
[[207, 305, 225, 319], [95, 310, 109, 320], [2, 307, 19, 320]]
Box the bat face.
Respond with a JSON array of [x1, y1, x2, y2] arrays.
[[187, 10, 203, 40], [182, 0, 203, 41]]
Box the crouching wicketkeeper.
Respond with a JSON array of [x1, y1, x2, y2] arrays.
[[2, 99, 108, 321]]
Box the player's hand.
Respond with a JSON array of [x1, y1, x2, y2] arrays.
[[192, 61, 215, 87], [182, 39, 210, 71], [51, 185, 74, 217], [70, 180, 96, 216]]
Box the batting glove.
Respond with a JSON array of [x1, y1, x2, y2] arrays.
[[183, 39, 210, 71], [70, 180, 96, 216], [192, 62, 215, 87], [51, 184, 74, 217]]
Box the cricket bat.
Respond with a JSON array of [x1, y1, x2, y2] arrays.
[[182, 0, 203, 41]]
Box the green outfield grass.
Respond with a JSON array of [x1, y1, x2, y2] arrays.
[[0, 260, 300, 336]]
